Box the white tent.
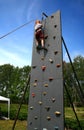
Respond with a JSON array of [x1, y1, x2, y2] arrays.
[[0, 96, 10, 119]]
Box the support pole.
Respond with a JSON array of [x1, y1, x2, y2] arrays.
[[64, 82, 82, 130], [62, 36, 84, 105]]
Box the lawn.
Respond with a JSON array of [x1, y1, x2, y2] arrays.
[[0, 120, 27, 130], [0, 104, 84, 130], [65, 107, 84, 120], [65, 107, 84, 129]]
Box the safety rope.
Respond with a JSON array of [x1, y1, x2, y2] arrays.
[[0, 19, 35, 40]]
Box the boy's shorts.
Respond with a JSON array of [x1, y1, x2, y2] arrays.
[[35, 30, 44, 41]]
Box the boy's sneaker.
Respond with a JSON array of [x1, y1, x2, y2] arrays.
[[36, 45, 41, 50], [44, 35, 48, 39], [42, 47, 48, 51]]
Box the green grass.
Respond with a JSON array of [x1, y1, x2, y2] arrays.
[[0, 120, 27, 130], [65, 107, 84, 129], [65, 107, 84, 120], [0, 103, 28, 120], [0, 103, 28, 129]]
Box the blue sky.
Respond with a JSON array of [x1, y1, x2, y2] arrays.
[[0, 0, 84, 67]]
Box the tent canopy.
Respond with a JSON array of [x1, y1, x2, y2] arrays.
[[0, 96, 10, 119], [0, 96, 10, 102]]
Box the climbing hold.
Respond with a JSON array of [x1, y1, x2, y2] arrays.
[[46, 116, 51, 121], [51, 97, 56, 103], [34, 116, 38, 120], [48, 43, 50, 46], [51, 15, 54, 18], [54, 51, 58, 55], [29, 122, 32, 125], [54, 126, 59, 130], [54, 25, 57, 28], [30, 106, 34, 110], [34, 128, 38, 130], [45, 106, 50, 111], [41, 56, 44, 60], [33, 83, 37, 87], [49, 77, 53, 81], [44, 84, 48, 87], [53, 36, 56, 39], [32, 93, 35, 98], [32, 65, 36, 69], [43, 92, 47, 96], [49, 58, 53, 63], [44, 35, 48, 39], [38, 101, 42, 105], [41, 66, 46, 71], [55, 111, 61, 116], [56, 64, 61, 68], [35, 79, 37, 82]]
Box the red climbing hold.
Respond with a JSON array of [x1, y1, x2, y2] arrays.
[[41, 66, 46, 71], [32, 93, 35, 97], [56, 64, 61, 68]]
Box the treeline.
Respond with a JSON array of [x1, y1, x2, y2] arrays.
[[0, 64, 31, 103], [64, 55, 84, 106], [0, 55, 84, 106]]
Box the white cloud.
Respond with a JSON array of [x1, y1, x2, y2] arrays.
[[0, 48, 31, 67], [71, 51, 84, 59], [63, 52, 69, 62], [10, 43, 30, 54], [63, 50, 84, 62], [27, 2, 35, 19], [26, 0, 40, 20]]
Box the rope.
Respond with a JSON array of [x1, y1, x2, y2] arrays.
[[0, 19, 35, 40]]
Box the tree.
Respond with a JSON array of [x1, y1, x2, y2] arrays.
[[63, 55, 84, 106], [0, 55, 83, 105], [0, 64, 14, 96], [0, 64, 31, 103], [73, 55, 84, 85]]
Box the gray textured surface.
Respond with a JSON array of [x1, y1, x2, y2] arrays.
[[27, 11, 64, 130]]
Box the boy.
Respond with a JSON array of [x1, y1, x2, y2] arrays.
[[35, 20, 46, 49]]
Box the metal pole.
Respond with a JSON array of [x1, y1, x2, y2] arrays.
[[62, 36, 84, 105], [42, 12, 48, 18], [64, 82, 82, 130]]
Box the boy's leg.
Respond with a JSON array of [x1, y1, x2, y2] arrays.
[[41, 39, 44, 47], [36, 41, 38, 47], [41, 39, 48, 51]]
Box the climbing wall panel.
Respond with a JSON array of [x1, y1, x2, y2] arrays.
[[27, 11, 64, 130]]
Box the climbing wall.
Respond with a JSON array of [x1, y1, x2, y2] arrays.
[[27, 11, 64, 130]]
